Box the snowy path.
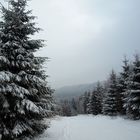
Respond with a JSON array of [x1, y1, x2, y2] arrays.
[[36, 115, 140, 140]]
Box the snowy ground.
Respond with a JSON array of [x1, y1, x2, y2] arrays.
[[36, 115, 140, 140]]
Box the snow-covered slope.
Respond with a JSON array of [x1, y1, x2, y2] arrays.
[[36, 115, 140, 140]]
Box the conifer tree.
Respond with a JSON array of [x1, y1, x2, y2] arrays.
[[125, 54, 140, 119], [87, 91, 98, 115], [86, 92, 93, 114], [61, 100, 72, 116], [83, 91, 90, 114], [86, 82, 103, 115], [0, 0, 53, 139], [95, 82, 103, 114], [117, 57, 130, 114], [102, 70, 118, 116]]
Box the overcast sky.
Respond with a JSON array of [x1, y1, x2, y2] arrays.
[[1, 0, 140, 88]]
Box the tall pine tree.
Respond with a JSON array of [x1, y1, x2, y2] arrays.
[[83, 91, 90, 114], [125, 54, 140, 120], [95, 82, 103, 114], [0, 0, 53, 139], [117, 57, 130, 114], [87, 82, 103, 115], [102, 70, 118, 116], [87, 90, 99, 115]]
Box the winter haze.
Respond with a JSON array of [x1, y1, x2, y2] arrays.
[[2, 0, 140, 88]]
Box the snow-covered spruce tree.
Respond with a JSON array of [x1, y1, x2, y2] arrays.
[[70, 98, 78, 115], [102, 70, 118, 116], [0, 0, 53, 139], [95, 82, 104, 114], [87, 82, 103, 115], [83, 91, 90, 114], [117, 57, 130, 114], [77, 95, 85, 114], [61, 100, 72, 116], [87, 91, 99, 115], [86, 92, 92, 114], [125, 54, 140, 120]]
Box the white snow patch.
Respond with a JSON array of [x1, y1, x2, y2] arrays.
[[36, 115, 140, 140]]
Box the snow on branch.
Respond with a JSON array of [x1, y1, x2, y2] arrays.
[[0, 56, 10, 65], [0, 71, 21, 83], [0, 83, 30, 98], [130, 90, 140, 94], [22, 99, 39, 113], [18, 71, 47, 88], [12, 122, 30, 137]]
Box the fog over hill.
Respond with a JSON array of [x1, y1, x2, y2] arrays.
[[54, 82, 98, 100]]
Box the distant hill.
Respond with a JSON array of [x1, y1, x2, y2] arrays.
[[54, 82, 98, 100]]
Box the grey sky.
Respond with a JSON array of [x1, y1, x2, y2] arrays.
[[1, 0, 140, 88]]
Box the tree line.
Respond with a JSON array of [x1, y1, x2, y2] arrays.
[[60, 54, 140, 120]]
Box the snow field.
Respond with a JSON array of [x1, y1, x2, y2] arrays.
[[36, 115, 140, 140]]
